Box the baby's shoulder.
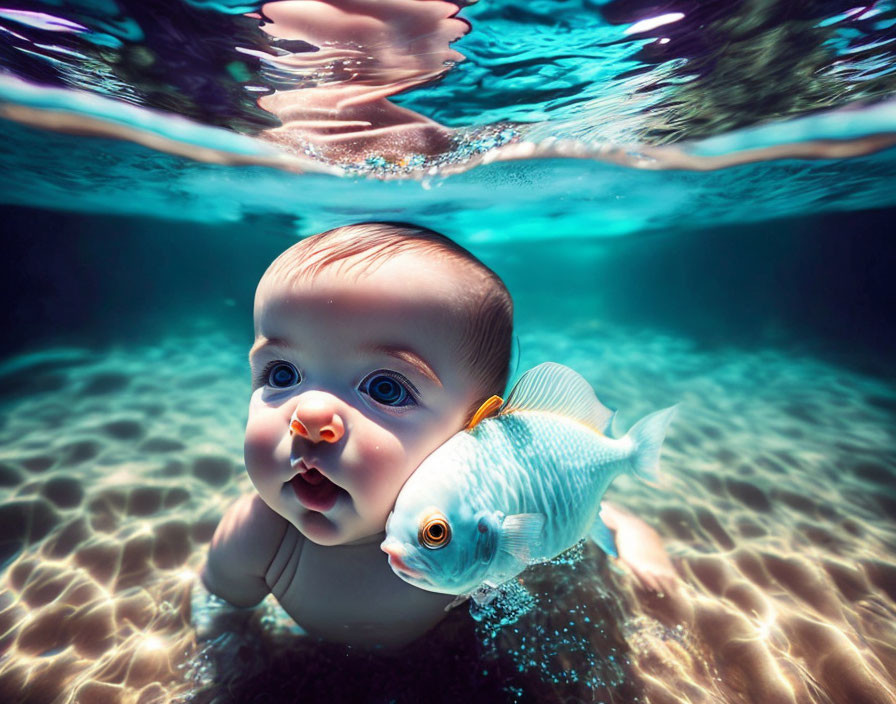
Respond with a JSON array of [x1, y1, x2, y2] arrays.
[[206, 494, 292, 586], [218, 492, 290, 549]]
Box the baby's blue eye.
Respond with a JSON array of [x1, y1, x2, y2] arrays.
[[266, 362, 300, 388], [362, 372, 417, 407]]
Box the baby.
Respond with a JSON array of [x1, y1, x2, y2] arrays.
[[200, 221, 675, 649]]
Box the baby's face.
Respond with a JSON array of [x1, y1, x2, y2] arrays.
[[246, 250, 484, 546]]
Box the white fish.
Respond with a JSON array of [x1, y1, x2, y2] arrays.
[[381, 362, 675, 604]]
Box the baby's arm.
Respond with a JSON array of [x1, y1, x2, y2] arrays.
[[600, 501, 678, 594], [201, 493, 289, 607]]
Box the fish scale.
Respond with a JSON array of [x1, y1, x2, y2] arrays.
[[472, 413, 632, 560]]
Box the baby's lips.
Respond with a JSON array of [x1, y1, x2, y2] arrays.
[[289, 458, 330, 487]]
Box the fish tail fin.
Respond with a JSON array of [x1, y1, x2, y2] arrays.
[[626, 406, 676, 485]]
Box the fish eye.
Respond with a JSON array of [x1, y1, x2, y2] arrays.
[[266, 361, 300, 388], [418, 512, 451, 549]]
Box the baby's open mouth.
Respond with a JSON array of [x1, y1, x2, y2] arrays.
[[289, 465, 342, 513]]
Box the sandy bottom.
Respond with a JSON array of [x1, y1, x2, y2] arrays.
[[0, 326, 894, 703]]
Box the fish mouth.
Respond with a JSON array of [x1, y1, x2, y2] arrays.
[[381, 541, 424, 579], [387, 554, 424, 580], [286, 459, 343, 513]]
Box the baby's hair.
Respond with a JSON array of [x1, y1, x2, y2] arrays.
[[258, 222, 513, 412]]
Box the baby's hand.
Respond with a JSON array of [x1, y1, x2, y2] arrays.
[[191, 575, 251, 640], [600, 501, 678, 595]]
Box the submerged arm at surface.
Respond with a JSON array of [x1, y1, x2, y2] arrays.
[[201, 492, 290, 607], [600, 500, 678, 594]]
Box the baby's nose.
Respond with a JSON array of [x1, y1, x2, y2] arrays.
[[290, 395, 345, 444]]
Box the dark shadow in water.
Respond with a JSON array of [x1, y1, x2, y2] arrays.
[[498, 206, 896, 381], [0, 205, 296, 359], [2, 204, 895, 383]]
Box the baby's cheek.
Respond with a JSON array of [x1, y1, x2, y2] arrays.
[[243, 415, 284, 471], [353, 434, 409, 504]]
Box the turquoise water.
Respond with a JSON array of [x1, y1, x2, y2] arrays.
[[2, 1, 896, 702]]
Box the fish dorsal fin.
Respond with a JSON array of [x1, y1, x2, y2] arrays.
[[501, 362, 614, 433], [466, 395, 504, 430]]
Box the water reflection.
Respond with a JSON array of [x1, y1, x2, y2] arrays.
[[2, 0, 896, 172], [596, 0, 896, 143], [254, 0, 471, 162], [0, 1, 275, 131]]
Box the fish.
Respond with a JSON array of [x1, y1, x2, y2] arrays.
[[381, 362, 676, 605]]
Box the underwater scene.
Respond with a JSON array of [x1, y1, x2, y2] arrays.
[[2, 0, 896, 702]]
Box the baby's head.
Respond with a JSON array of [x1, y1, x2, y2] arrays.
[[245, 222, 513, 546]]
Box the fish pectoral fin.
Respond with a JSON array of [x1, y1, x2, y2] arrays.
[[444, 594, 470, 612], [500, 513, 546, 563], [590, 514, 619, 558]]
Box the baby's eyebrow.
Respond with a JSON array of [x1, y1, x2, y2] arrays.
[[249, 336, 291, 359], [366, 345, 443, 388]]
